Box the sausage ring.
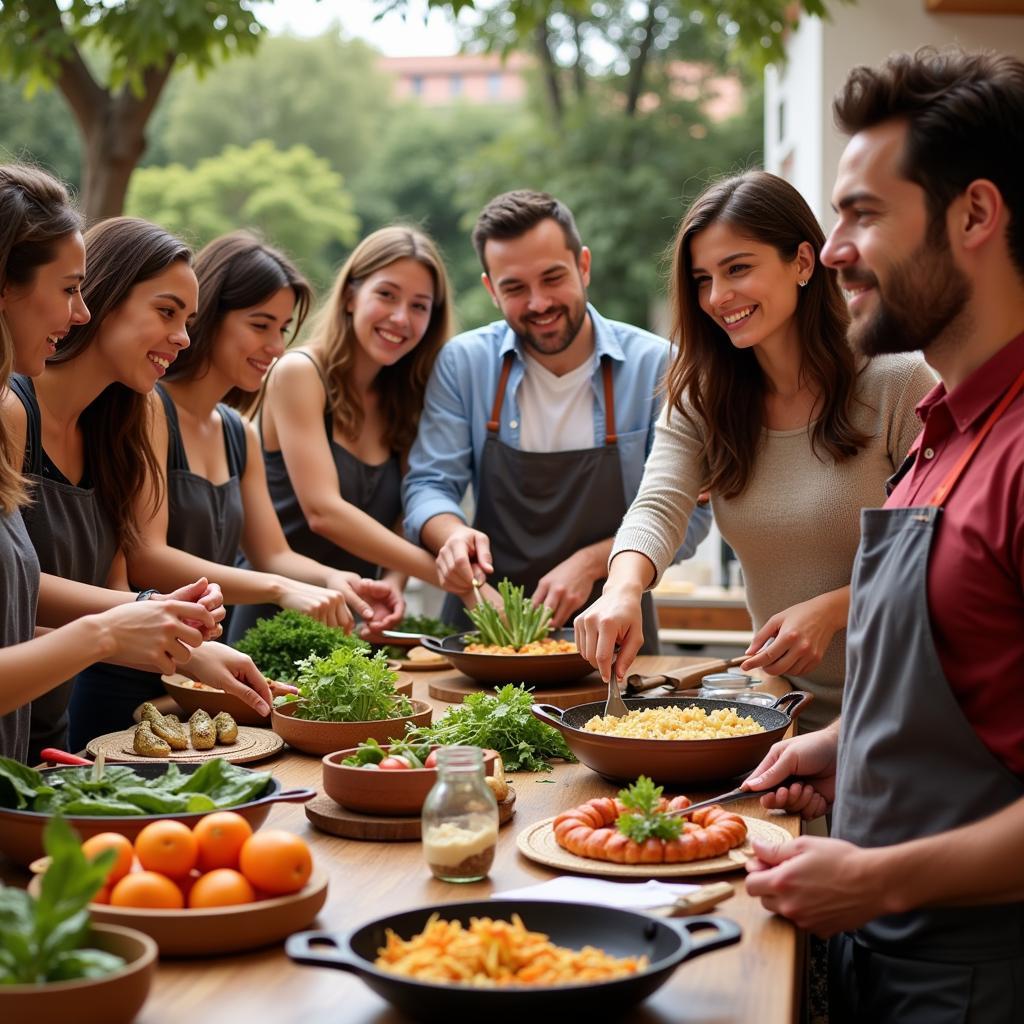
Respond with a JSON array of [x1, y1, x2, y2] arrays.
[[552, 795, 747, 864]]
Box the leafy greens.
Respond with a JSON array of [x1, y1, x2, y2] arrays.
[[465, 579, 553, 648], [380, 614, 457, 659], [0, 757, 272, 816], [275, 646, 412, 722], [403, 683, 574, 772], [0, 815, 124, 985], [233, 608, 368, 682]]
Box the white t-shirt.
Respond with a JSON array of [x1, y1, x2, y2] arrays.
[[517, 353, 596, 452]]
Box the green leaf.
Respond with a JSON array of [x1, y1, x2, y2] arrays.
[[48, 947, 125, 982], [615, 776, 683, 843], [0, 757, 43, 809]]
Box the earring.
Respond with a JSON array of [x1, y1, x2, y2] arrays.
[[798, 278, 808, 288]]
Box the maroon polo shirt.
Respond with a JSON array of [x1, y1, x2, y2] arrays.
[[885, 330, 1024, 777]]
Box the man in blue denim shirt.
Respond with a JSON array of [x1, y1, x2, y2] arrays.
[[403, 191, 710, 645]]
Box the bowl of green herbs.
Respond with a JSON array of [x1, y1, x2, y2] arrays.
[[271, 647, 432, 756], [0, 815, 158, 1024]]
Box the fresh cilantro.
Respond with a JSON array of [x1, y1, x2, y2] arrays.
[[615, 775, 684, 843], [233, 609, 368, 682]]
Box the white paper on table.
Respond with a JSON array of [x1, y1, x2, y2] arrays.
[[491, 875, 700, 910]]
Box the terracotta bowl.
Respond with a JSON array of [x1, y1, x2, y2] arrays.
[[0, 763, 315, 867], [162, 674, 412, 727], [0, 923, 157, 1024], [532, 692, 813, 786], [271, 700, 433, 757], [322, 745, 499, 816], [420, 628, 595, 687]]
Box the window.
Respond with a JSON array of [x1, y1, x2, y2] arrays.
[[487, 72, 502, 99], [410, 75, 424, 97], [450, 73, 463, 97]]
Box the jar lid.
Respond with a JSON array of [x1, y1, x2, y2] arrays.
[[700, 671, 752, 688]]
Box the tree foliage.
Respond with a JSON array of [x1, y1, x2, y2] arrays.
[[126, 140, 359, 288]]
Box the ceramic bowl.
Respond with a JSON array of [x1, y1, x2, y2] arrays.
[[321, 745, 499, 816], [271, 700, 433, 757], [0, 923, 157, 1024]]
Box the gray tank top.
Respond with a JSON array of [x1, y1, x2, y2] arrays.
[[0, 507, 41, 762]]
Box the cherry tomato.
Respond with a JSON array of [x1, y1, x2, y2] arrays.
[[378, 756, 411, 770], [424, 750, 440, 769]]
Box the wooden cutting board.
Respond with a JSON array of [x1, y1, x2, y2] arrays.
[[429, 675, 608, 708], [305, 789, 516, 841]]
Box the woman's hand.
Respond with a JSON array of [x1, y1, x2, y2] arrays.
[[153, 577, 225, 640], [95, 599, 213, 675], [276, 577, 355, 631], [740, 588, 849, 677], [333, 572, 404, 634], [741, 725, 839, 820], [184, 644, 272, 717], [574, 583, 645, 682]]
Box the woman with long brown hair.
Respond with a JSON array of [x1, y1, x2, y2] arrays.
[[228, 225, 473, 640], [576, 171, 935, 730], [0, 169, 266, 762]]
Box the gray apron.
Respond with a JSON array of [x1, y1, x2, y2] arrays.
[[0, 508, 41, 762], [227, 351, 402, 642], [441, 351, 659, 652], [67, 387, 247, 749], [9, 375, 118, 761], [829, 366, 1024, 1023]]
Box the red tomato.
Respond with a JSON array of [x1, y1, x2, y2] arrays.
[[424, 750, 440, 769], [378, 756, 411, 770]]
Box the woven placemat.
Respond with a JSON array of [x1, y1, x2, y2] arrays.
[[516, 813, 790, 878], [86, 725, 283, 765]]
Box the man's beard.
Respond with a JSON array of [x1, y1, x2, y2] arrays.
[[846, 228, 971, 357], [515, 298, 588, 357]]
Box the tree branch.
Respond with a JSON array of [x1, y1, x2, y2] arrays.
[[624, 1, 658, 118], [533, 17, 563, 122]]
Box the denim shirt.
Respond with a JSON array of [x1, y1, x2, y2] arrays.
[[403, 304, 711, 560]]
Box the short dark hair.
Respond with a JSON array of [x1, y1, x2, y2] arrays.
[[471, 190, 582, 271], [833, 47, 1024, 273]]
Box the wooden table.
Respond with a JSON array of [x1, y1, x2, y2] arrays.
[[9, 656, 804, 1024]]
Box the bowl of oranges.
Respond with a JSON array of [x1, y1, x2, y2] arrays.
[[30, 814, 328, 956]]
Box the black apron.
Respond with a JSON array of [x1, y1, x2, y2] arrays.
[[441, 351, 659, 652], [829, 366, 1024, 1023], [0, 508, 41, 762], [227, 351, 402, 643], [67, 387, 248, 750], [8, 375, 118, 761]]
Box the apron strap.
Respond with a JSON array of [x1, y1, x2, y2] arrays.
[[601, 357, 617, 446], [929, 364, 1024, 507], [486, 351, 515, 434]]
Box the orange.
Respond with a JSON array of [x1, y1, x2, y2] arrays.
[[81, 832, 134, 885], [110, 870, 185, 909], [134, 820, 198, 878], [238, 830, 313, 895], [188, 868, 255, 909], [193, 811, 253, 872]]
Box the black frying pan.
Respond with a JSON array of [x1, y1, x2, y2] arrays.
[[287, 899, 741, 1021]]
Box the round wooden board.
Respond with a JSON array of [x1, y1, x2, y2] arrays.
[[86, 725, 283, 765], [429, 675, 607, 708], [305, 788, 517, 842], [516, 814, 791, 878]]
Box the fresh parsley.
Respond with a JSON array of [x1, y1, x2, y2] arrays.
[[615, 775, 684, 843], [233, 609, 368, 682], [404, 683, 574, 772]]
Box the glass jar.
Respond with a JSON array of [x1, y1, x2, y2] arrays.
[[421, 746, 499, 883], [699, 671, 777, 707]]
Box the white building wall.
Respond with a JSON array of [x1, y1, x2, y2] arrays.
[[767, 1, 1024, 227]]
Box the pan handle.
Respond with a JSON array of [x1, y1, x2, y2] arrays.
[[770, 690, 814, 721], [666, 914, 742, 961], [530, 704, 567, 729], [286, 931, 364, 974], [419, 636, 447, 656]]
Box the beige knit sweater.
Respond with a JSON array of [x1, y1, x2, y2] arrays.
[[613, 354, 937, 728]]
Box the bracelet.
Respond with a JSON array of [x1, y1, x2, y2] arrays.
[[135, 589, 159, 602]]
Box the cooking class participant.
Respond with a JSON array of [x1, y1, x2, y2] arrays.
[[3, 215, 273, 753], [227, 225, 474, 642], [403, 190, 711, 643], [575, 172, 934, 727], [742, 49, 1024, 1022], [0, 165, 239, 761], [126, 230, 402, 648]]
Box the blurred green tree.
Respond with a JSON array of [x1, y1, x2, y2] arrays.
[[126, 140, 359, 287], [0, 0, 274, 221], [0, 75, 80, 187]]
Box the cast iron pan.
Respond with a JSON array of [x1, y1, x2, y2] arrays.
[[531, 691, 813, 785], [287, 900, 741, 1021], [420, 628, 596, 686], [0, 762, 314, 866]]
